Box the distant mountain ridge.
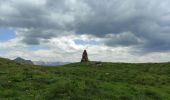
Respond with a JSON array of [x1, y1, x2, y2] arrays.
[[14, 57, 34, 65], [33, 61, 70, 66], [13, 57, 69, 66]]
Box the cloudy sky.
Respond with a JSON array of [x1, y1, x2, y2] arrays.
[[1, 0, 170, 62]]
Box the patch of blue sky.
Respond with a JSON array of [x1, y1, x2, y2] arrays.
[[74, 39, 99, 45], [0, 28, 16, 42]]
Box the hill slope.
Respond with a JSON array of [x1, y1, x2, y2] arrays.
[[0, 58, 170, 100]]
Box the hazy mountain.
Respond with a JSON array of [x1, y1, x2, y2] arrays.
[[33, 61, 70, 66], [13, 57, 69, 66], [14, 57, 34, 65]]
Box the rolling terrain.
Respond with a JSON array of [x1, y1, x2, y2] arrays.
[[0, 57, 170, 100]]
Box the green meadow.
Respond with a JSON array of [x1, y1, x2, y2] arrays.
[[0, 57, 170, 100]]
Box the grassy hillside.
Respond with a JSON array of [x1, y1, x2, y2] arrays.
[[0, 57, 170, 100]]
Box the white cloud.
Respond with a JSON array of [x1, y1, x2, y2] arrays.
[[0, 37, 26, 49], [1, 34, 170, 63]]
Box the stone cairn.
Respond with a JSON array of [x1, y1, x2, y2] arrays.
[[81, 50, 89, 62]]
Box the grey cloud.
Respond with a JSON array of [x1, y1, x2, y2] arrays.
[[104, 32, 141, 47], [18, 29, 62, 45], [73, 0, 170, 52], [0, 0, 69, 29], [1, 0, 170, 53]]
